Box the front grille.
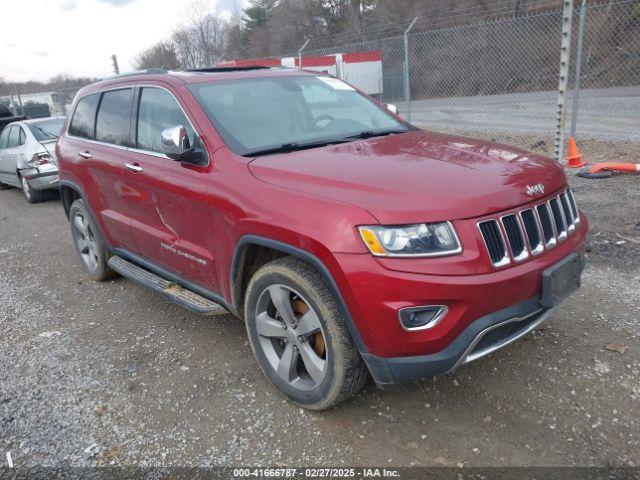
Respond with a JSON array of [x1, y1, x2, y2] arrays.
[[559, 192, 575, 230], [567, 189, 580, 223], [478, 188, 580, 267], [521, 209, 543, 255], [536, 204, 555, 246], [549, 197, 567, 239], [478, 220, 509, 266], [501, 214, 528, 261]]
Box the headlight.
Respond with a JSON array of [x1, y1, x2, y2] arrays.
[[358, 222, 462, 257]]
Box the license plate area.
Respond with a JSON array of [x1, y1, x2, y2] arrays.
[[541, 253, 581, 308]]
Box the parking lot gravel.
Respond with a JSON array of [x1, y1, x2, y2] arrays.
[[0, 149, 639, 469]]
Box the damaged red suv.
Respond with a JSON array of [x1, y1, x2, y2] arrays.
[[57, 67, 587, 409]]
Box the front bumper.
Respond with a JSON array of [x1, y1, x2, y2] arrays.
[[332, 217, 588, 386], [363, 295, 551, 386], [363, 251, 585, 387]]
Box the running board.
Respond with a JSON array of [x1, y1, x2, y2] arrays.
[[107, 255, 227, 316]]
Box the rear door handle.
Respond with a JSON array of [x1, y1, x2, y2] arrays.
[[78, 151, 92, 159], [125, 162, 143, 173]]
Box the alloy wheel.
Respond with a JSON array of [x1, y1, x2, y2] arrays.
[[254, 284, 328, 391], [72, 212, 99, 272]]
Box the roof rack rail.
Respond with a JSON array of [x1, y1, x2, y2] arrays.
[[188, 66, 273, 73], [105, 68, 168, 79]]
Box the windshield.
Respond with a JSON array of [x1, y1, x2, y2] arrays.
[[189, 75, 410, 156], [28, 118, 65, 142]]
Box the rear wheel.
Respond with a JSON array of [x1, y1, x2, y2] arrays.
[[245, 257, 369, 410], [69, 199, 115, 281], [20, 175, 45, 203]]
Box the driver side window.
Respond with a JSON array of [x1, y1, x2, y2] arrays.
[[136, 87, 195, 155]]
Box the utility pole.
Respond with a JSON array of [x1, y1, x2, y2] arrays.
[[298, 39, 310, 70], [111, 54, 120, 75], [570, 0, 587, 138]]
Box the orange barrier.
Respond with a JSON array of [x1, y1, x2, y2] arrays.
[[587, 162, 640, 174], [577, 162, 640, 179]]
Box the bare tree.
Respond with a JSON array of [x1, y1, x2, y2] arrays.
[[172, 1, 229, 68], [134, 41, 181, 70]]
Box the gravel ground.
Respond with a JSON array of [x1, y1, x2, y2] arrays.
[[0, 139, 639, 470]]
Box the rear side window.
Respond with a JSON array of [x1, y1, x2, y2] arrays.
[[19, 128, 26, 145], [96, 89, 133, 146], [7, 126, 23, 148], [0, 127, 11, 149], [136, 87, 194, 154], [69, 93, 100, 139]]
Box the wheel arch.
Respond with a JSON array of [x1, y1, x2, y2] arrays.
[[230, 235, 368, 355], [59, 180, 110, 249], [60, 181, 83, 218]]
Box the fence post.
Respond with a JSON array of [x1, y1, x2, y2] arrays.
[[570, 0, 587, 138], [554, 0, 574, 162], [298, 39, 310, 70], [404, 17, 418, 122]]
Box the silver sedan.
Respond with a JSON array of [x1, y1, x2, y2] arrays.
[[0, 117, 65, 203]]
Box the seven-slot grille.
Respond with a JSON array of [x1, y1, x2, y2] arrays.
[[478, 188, 580, 268]]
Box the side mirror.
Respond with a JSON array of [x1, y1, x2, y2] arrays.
[[386, 103, 398, 115], [161, 125, 193, 160], [161, 125, 207, 165]]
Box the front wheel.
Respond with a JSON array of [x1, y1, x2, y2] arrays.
[[244, 257, 369, 410], [69, 199, 115, 281]]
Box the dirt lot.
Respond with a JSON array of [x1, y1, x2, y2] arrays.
[[0, 137, 639, 470]]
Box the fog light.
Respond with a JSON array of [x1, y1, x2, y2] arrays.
[[399, 305, 448, 331]]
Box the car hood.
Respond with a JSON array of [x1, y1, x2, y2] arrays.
[[248, 130, 566, 224]]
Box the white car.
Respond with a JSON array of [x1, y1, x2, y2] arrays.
[[0, 116, 65, 203]]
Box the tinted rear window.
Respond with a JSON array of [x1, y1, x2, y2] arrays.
[[69, 94, 100, 139], [29, 118, 65, 142], [95, 89, 133, 146]]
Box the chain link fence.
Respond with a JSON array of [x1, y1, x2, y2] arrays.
[[270, 0, 639, 146], [566, 0, 640, 141]]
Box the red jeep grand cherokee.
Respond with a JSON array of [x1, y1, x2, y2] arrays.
[[57, 67, 587, 410]]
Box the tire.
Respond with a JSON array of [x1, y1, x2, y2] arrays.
[[244, 256, 369, 410], [69, 199, 115, 282], [0, 182, 10, 190], [20, 175, 45, 203]]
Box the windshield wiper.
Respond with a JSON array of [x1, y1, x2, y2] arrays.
[[342, 129, 407, 140], [243, 138, 353, 157]]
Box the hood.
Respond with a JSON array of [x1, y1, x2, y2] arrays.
[[248, 130, 566, 224]]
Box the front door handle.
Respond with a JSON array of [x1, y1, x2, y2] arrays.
[[125, 162, 143, 173], [78, 151, 92, 159]]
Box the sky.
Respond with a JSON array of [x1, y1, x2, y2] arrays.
[[1, 0, 245, 83]]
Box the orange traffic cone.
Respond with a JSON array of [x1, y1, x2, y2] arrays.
[[565, 137, 587, 168]]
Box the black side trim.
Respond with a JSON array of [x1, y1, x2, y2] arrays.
[[112, 248, 232, 313], [231, 235, 368, 354], [108, 255, 227, 316]]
